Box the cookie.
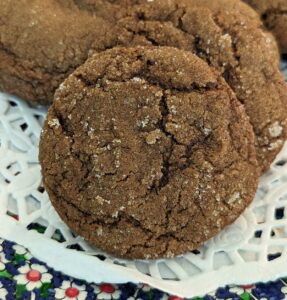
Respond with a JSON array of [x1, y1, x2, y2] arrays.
[[0, 0, 113, 106], [39, 46, 259, 259], [96, 0, 287, 172], [243, 0, 287, 53]]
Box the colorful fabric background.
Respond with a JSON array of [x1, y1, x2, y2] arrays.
[[0, 237, 286, 299]]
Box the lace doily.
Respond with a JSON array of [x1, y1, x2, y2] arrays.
[[0, 87, 286, 297]]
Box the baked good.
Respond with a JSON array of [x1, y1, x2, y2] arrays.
[[96, 0, 287, 172], [39, 46, 259, 259], [0, 0, 112, 106], [243, 0, 287, 53]]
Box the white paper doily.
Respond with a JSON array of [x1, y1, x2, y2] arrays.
[[0, 88, 287, 298]]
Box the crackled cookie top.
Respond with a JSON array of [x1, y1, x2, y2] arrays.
[[0, 0, 112, 105], [96, 0, 287, 172], [244, 0, 287, 53], [39, 47, 259, 259]]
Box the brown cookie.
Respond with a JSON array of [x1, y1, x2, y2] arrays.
[[243, 0, 287, 53], [95, 0, 287, 172], [39, 46, 259, 259], [0, 0, 113, 106]]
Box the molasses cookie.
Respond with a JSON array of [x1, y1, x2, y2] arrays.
[[244, 0, 287, 53], [39, 47, 259, 259], [97, 0, 287, 172], [0, 0, 112, 106]]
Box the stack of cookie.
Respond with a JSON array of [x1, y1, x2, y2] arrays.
[[1, 0, 287, 259]]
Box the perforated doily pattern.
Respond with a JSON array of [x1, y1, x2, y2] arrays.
[[0, 63, 287, 297]]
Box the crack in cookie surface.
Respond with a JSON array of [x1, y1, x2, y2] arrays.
[[243, 0, 287, 53]]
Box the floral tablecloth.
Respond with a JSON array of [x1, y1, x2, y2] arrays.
[[0, 238, 286, 300]]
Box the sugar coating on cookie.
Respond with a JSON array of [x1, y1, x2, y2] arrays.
[[244, 0, 287, 53], [96, 0, 287, 172], [39, 47, 259, 259]]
